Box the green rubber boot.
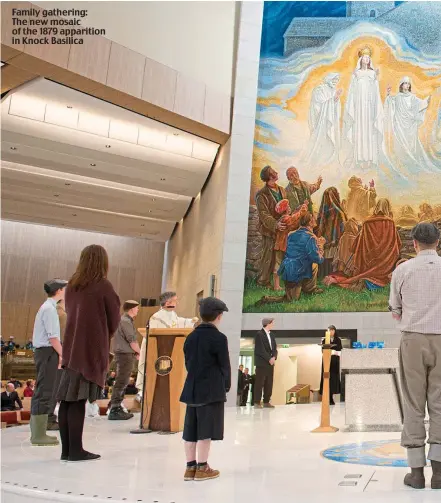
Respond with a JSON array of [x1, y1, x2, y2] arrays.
[[30, 415, 59, 446]]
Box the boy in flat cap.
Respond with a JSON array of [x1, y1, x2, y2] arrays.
[[180, 297, 230, 482], [31, 278, 67, 446], [109, 300, 141, 420]]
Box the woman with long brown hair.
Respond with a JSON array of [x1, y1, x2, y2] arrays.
[[57, 245, 120, 462]]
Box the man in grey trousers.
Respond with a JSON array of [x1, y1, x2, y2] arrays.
[[108, 300, 141, 420], [31, 279, 67, 446], [389, 222, 441, 490]]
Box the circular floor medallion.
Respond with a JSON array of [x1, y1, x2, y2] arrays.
[[322, 439, 408, 467]]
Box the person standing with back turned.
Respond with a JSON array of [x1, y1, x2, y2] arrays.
[[254, 318, 278, 408], [180, 297, 230, 482], [389, 222, 441, 490], [30, 279, 67, 446], [57, 245, 121, 462]]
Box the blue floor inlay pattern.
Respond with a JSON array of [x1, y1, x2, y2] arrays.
[[322, 439, 408, 467]]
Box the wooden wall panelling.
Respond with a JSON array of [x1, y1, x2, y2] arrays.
[[67, 35, 111, 85], [47, 258, 70, 283], [117, 266, 137, 304], [106, 43, 145, 99], [174, 73, 206, 123], [107, 267, 120, 299], [203, 87, 232, 133], [25, 304, 41, 342], [1, 220, 164, 312], [169, 337, 187, 431], [142, 58, 177, 111], [1, 302, 31, 344], [24, 256, 50, 305], [0, 65, 38, 94], [2, 255, 29, 303], [1, 254, 9, 301], [0, 1, 27, 60]]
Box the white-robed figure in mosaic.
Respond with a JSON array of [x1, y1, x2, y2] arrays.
[[385, 76, 438, 173], [343, 47, 385, 170], [303, 72, 342, 169], [135, 291, 197, 400]]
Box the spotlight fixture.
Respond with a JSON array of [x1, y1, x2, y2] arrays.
[[65, 183, 71, 186], [10, 147, 17, 150], [105, 144, 111, 148], [90, 163, 96, 167], [152, 198, 156, 202], [148, 210, 152, 213], [72, 213, 77, 217], [173, 133, 179, 136], [160, 178, 166, 181], [141, 224, 145, 227], [54, 194, 60, 197], [67, 105, 72, 109]]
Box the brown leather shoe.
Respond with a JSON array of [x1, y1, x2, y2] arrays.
[[254, 403, 263, 409], [404, 468, 425, 489], [194, 464, 220, 482], [263, 403, 275, 408], [184, 465, 197, 481]]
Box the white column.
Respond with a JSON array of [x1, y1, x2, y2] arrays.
[[218, 1, 264, 406]]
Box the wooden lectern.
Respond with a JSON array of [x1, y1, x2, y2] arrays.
[[140, 328, 192, 432], [311, 343, 339, 433]]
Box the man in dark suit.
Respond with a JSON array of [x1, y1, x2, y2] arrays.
[[241, 368, 252, 406], [237, 365, 245, 406], [1, 382, 23, 411], [180, 297, 230, 483], [254, 318, 278, 408]]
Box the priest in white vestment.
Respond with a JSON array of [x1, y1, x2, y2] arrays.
[[135, 291, 197, 400], [303, 73, 342, 168], [343, 48, 385, 170], [385, 76, 439, 173]]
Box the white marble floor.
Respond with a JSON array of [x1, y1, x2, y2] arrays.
[[1, 404, 439, 503]]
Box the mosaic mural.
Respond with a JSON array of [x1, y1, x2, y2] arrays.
[[322, 439, 408, 467], [244, 1, 441, 313]]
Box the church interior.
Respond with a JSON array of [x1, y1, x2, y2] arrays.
[[1, 1, 441, 502]]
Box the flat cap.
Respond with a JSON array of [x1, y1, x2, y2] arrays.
[[44, 279, 68, 295]]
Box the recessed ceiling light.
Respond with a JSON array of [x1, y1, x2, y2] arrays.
[[160, 178, 166, 181], [105, 145, 111, 148], [10, 147, 17, 150], [90, 163, 96, 167]]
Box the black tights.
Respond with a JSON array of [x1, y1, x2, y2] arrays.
[[58, 400, 86, 458]]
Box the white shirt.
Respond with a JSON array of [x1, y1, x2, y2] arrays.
[[149, 308, 194, 329], [32, 298, 60, 348], [389, 250, 441, 334], [263, 328, 272, 349]]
